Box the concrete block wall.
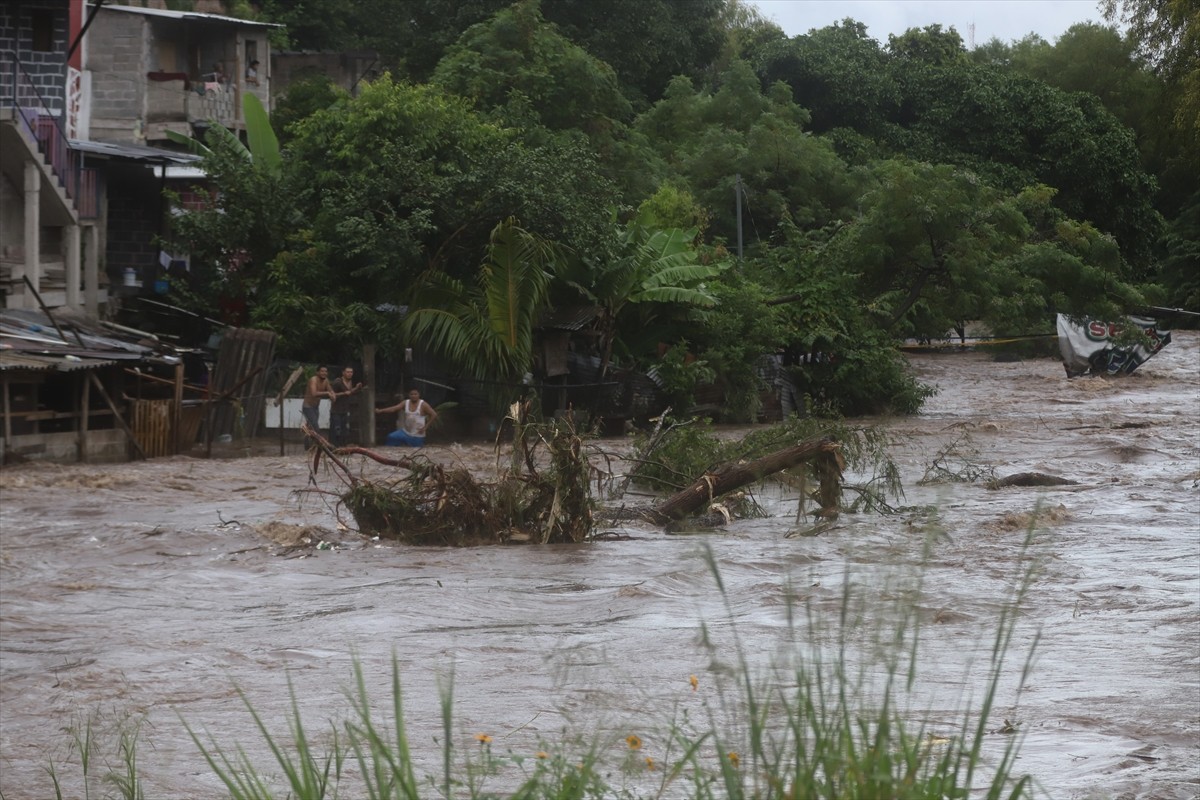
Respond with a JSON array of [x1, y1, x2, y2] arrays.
[[0, 1, 71, 113], [86, 11, 149, 144], [104, 174, 160, 283]]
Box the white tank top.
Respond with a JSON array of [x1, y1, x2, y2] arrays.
[[401, 399, 426, 435]]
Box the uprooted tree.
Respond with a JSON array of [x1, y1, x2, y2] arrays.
[[299, 413, 896, 546]]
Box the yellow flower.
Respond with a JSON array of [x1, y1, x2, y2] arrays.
[[475, 733, 492, 744], [535, 751, 549, 759], [626, 734, 642, 750], [645, 756, 655, 771], [689, 674, 699, 692], [727, 751, 740, 768]]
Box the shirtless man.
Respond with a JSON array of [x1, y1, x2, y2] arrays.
[[301, 366, 335, 445]]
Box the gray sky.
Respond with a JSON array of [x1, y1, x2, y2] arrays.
[[748, 1, 1110, 47]]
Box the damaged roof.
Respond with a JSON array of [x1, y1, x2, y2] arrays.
[[70, 140, 203, 164], [94, 4, 283, 28], [0, 309, 180, 373]]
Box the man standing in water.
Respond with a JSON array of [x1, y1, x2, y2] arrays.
[[301, 366, 335, 446], [377, 388, 438, 447], [330, 366, 363, 446]]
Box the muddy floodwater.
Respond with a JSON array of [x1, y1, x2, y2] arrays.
[[2, 333, 1198, 799]]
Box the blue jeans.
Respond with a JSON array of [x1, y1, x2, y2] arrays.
[[386, 429, 424, 447], [301, 404, 321, 448]]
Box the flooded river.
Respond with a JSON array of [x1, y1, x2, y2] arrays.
[[1, 332, 1197, 799]]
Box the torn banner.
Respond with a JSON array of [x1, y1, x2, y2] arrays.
[[1057, 314, 1171, 377]]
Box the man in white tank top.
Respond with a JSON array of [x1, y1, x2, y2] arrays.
[[377, 388, 438, 446]]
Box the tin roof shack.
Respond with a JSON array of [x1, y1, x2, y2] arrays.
[[0, 307, 195, 463], [84, 3, 278, 146]]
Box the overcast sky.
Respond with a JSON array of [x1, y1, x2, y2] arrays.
[[748, 1, 1110, 47]]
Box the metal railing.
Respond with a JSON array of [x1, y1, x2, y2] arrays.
[[1, 50, 98, 219]]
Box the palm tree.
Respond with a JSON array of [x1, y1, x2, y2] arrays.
[[563, 215, 728, 377], [405, 218, 562, 399]]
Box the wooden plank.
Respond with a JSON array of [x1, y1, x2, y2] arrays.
[[172, 362, 184, 454], [2, 373, 10, 453], [79, 371, 90, 463], [89, 373, 146, 460]]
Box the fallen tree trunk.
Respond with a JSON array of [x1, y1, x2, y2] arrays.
[[648, 436, 843, 524], [986, 472, 1078, 489]]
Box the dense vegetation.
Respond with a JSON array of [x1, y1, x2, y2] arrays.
[[169, 0, 1198, 417]]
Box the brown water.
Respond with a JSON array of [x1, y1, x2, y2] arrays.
[[2, 333, 1197, 799]]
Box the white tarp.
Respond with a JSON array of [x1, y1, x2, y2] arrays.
[[1057, 314, 1171, 377]]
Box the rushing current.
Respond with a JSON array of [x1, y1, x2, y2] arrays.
[[1, 332, 1197, 799]]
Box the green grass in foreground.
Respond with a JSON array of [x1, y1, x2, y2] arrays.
[[28, 537, 1039, 800]]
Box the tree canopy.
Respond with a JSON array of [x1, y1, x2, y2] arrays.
[[165, 1, 1190, 417]]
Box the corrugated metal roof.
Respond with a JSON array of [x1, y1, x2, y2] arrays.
[[95, 3, 282, 28], [70, 139, 202, 164], [0, 351, 117, 372]]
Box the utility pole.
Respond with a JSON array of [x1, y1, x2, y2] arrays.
[[735, 173, 744, 260]]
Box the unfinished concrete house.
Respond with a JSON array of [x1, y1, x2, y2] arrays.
[[1, 0, 101, 316], [1, 2, 274, 463]]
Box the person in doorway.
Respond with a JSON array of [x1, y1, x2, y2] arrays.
[[377, 388, 437, 447], [302, 366, 335, 446], [330, 366, 363, 447], [245, 59, 260, 86]]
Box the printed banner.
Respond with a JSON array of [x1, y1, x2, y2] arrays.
[[1057, 314, 1171, 377]]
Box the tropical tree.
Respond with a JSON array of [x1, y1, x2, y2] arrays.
[[753, 19, 898, 137], [561, 206, 728, 378], [886, 24, 969, 66], [882, 60, 1162, 266], [824, 160, 1145, 338], [431, 0, 633, 137], [165, 93, 289, 324], [1158, 190, 1200, 309], [1102, 0, 1199, 134], [404, 218, 563, 398], [634, 60, 855, 249], [752, 220, 934, 416]]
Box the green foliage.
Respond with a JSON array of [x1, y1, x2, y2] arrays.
[[649, 343, 716, 414], [885, 61, 1163, 265], [689, 276, 790, 421], [1159, 190, 1200, 309], [431, 0, 633, 137], [242, 93, 281, 176], [633, 59, 854, 249], [635, 183, 711, 234], [754, 20, 898, 136], [628, 418, 726, 493], [561, 215, 727, 376], [160, 8, 1180, 415], [629, 416, 903, 515], [756, 25, 1164, 265], [887, 24, 969, 66], [165, 127, 294, 324], [270, 72, 347, 145], [405, 218, 561, 400], [794, 327, 935, 417]]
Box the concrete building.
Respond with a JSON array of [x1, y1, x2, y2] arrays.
[[1, 2, 276, 463], [3, 2, 278, 319], [1, 0, 100, 315]]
